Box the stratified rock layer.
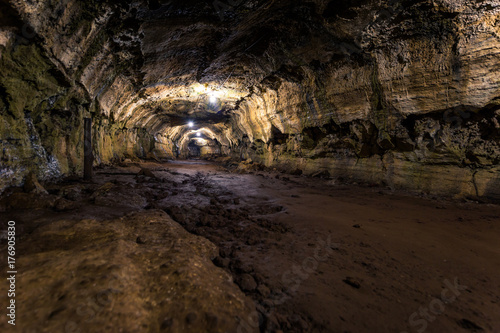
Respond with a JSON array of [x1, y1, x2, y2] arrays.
[[1, 0, 499, 199]]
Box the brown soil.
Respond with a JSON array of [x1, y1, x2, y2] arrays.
[[1, 160, 499, 333]]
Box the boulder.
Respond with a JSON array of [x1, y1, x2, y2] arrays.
[[0, 210, 257, 333], [23, 172, 48, 195]]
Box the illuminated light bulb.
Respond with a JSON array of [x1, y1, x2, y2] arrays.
[[209, 94, 217, 104], [188, 121, 194, 127], [196, 132, 201, 137]]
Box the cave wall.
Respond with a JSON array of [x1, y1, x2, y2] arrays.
[[224, 0, 500, 200], [1, 0, 499, 199], [0, 0, 158, 192], [0, 33, 157, 192], [0, 33, 86, 189]]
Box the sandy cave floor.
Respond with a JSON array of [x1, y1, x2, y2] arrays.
[[1, 160, 499, 333]]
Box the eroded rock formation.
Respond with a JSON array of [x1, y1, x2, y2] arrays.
[[1, 0, 499, 198], [0, 209, 256, 332]]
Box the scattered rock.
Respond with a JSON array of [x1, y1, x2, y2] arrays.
[[290, 169, 303, 176], [166, 206, 187, 224], [185, 312, 197, 324], [264, 314, 281, 332], [343, 277, 361, 289], [0, 193, 58, 210], [91, 183, 147, 209], [213, 256, 230, 268], [205, 313, 218, 329], [257, 284, 271, 297], [239, 274, 257, 291], [93, 182, 115, 195], [275, 313, 291, 330], [53, 198, 76, 212], [311, 170, 330, 179], [219, 248, 231, 258], [457, 319, 484, 331], [232, 259, 254, 274], [61, 185, 84, 201], [23, 172, 48, 194], [160, 318, 173, 330], [289, 315, 309, 331], [353, 224, 361, 228], [94, 190, 148, 209], [137, 167, 157, 178], [215, 156, 232, 163]]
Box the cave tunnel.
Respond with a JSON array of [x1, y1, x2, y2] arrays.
[[1, 0, 500, 332], [187, 134, 220, 158], [187, 140, 202, 157]]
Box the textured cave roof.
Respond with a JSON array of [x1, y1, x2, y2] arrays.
[[3, 0, 499, 147], [30, 0, 364, 142], [75, 0, 375, 141]]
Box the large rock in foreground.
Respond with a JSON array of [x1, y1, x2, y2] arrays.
[[0, 210, 256, 333]]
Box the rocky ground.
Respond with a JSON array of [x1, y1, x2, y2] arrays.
[[1, 159, 500, 333]]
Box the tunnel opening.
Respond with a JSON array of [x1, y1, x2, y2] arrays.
[[187, 139, 201, 158], [185, 135, 222, 159]]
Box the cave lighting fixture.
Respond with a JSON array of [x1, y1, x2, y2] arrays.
[[196, 132, 201, 137], [188, 121, 194, 128], [209, 94, 218, 105]]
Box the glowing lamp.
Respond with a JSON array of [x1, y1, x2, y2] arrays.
[[209, 95, 217, 105]]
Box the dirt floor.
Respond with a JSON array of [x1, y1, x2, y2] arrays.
[[1, 159, 499, 333]]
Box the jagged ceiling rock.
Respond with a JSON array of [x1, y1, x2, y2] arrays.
[[1, 0, 499, 198]]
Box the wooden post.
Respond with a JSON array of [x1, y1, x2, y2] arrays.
[[84, 117, 93, 181]]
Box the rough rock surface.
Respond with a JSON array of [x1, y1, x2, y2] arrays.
[[1, 0, 499, 199], [0, 209, 256, 333], [23, 171, 48, 194], [3, 161, 499, 332]]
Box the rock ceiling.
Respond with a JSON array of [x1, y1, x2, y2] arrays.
[[1, 0, 499, 198]]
